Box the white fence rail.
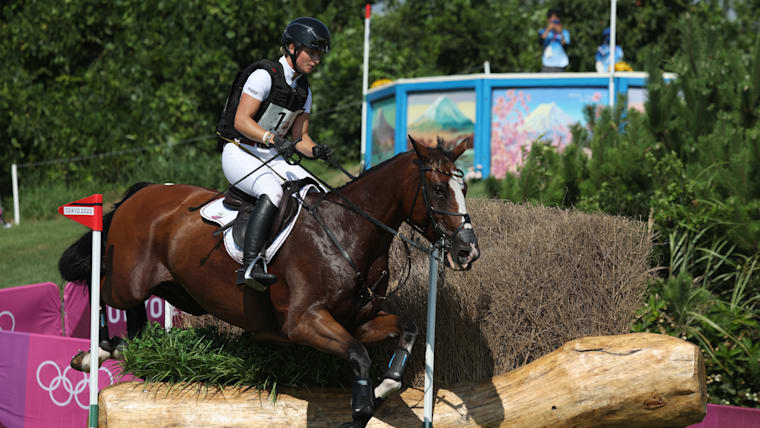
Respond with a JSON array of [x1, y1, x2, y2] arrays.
[[9, 135, 215, 225]]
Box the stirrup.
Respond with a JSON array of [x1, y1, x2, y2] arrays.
[[239, 255, 275, 291]]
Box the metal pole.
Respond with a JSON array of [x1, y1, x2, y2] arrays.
[[360, 4, 371, 170], [608, 0, 617, 107], [483, 61, 491, 74], [89, 229, 101, 428], [11, 163, 19, 225], [423, 243, 441, 428]]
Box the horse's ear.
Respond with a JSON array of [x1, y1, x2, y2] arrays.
[[409, 135, 425, 160], [449, 135, 471, 161]]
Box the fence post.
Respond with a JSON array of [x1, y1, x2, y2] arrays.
[[11, 163, 19, 225], [164, 301, 173, 330], [423, 241, 441, 428]]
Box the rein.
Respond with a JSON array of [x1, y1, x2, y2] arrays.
[[188, 135, 288, 211], [194, 139, 457, 307], [296, 156, 469, 304]]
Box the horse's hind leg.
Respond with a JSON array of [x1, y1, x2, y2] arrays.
[[110, 303, 148, 360], [126, 304, 148, 339], [354, 313, 419, 403], [69, 302, 115, 372]]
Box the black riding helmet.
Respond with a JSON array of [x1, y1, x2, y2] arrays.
[[282, 17, 331, 72]]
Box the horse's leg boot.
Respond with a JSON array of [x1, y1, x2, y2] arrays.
[[237, 194, 278, 290], [375, 321, 418, 401]]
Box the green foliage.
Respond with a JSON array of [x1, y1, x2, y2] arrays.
[[490, 12, 760, 407], [121, 322, 353, 391], [633, 230, 760, 407]]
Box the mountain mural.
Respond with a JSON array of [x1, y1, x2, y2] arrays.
[[408, 96, 475, 133], [372, 109, 395, 146], [519, 102, 576, 134]]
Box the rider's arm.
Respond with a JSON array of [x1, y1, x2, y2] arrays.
[[291, 113, 318, 155], [233, 94, 273, 144]]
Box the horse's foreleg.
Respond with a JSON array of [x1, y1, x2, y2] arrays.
[[354, 314, 418, 403], [287, 308, 375, 428]]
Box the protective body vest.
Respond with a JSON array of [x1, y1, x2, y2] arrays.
[[216, 59, 310, 151]]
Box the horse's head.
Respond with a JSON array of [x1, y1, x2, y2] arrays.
[[406, 135, 480, 270]]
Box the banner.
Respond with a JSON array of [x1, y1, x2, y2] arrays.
[[687, 403, 760, 428], [63, 282, 181, 338], [0, 283, 62, 336], [0, 330, 137, 428]]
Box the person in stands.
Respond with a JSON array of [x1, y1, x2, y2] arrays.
[[595, 27, 624, 73], [216, 17, 333, 289], [538, 8, 571, 72]]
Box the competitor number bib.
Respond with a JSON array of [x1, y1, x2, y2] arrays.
[[258, 103, 303, 137]]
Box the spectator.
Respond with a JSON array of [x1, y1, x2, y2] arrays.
[[595, 27, 624, 73], [538, 8, 570, 72]]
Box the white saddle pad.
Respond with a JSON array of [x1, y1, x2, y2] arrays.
[[199, 185, 316, 265]]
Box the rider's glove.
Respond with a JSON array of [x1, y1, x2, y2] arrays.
[[312, 144, 334, 160], [272, 135, 297, 158]]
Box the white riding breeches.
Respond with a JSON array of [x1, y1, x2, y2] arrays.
[[221, 142, 318, 207]]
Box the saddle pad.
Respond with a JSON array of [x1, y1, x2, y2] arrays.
[[199, 185, 316, 265]]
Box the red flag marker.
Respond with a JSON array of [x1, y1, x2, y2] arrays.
[[58, 194, 103, 231]]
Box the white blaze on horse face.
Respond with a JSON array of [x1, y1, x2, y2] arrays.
[[449, 175, 471, 229]]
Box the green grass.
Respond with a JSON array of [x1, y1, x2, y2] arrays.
[[122, 323, 354, 392], [0, 216, 87, 289]]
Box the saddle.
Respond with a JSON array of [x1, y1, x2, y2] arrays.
[[223, 178, 322, 249]]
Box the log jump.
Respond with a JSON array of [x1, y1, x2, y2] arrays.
[[99, 333, 706, 427]]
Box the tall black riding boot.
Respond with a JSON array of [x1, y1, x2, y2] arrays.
[[236, 194, 278, 290]]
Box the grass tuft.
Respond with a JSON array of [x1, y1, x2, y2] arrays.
[[120, 323, 354, 394]]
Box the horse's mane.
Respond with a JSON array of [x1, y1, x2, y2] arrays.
[[333, 139, 456, 192], [332, 151, 411, 192]]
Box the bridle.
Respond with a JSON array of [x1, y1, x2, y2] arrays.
[[407, 160, 473, 253]]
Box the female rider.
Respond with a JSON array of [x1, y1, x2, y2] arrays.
[[217, 17, 334, 289]]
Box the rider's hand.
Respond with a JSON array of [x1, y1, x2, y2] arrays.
[[272, 135, 297, 158], [312, 144, 333, 160]]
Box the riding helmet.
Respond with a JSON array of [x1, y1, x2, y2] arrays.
[[282, 17, 331, 54]]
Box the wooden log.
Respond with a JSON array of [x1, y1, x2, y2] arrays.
[[99, 333, 706, 427]]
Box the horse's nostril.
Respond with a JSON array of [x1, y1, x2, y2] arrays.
[[457, 249, 470, 263]]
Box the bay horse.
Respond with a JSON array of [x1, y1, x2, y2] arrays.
[[59, 136, 480, 427]]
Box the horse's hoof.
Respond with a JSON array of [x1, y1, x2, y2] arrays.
[[69, 347, 112, 372], [110, 337, 128, 360], [70, 351, 87, 372]]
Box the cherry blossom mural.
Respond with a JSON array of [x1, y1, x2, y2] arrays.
[[627, 88, 647, 113], [490, 87, 607, 178]]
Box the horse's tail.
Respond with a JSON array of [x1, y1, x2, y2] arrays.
[[58, 182, 154, 287]]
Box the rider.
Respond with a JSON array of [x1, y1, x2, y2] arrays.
[[217, 17, 334, 289]]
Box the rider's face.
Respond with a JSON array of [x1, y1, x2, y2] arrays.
[[294, 47, 324, 74]]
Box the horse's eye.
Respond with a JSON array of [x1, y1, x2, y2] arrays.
[[432, 184, 446, 196]]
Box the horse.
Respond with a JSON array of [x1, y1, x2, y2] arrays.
[[59, 136, 480, 428]]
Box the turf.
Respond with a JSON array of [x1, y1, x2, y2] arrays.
[[0, 217, 87, 289]]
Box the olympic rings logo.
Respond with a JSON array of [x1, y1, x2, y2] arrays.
[[0, 310, 15, 331], [36, 360, 115, 409]]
